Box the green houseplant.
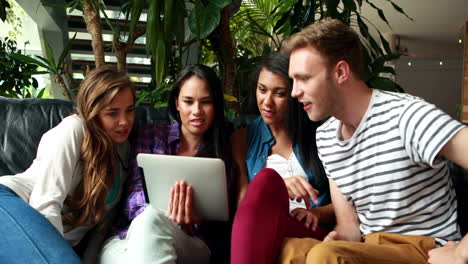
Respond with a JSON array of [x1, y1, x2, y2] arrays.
[[230, 0, 412, 102], [43, 0, 410, 112], [0, 38, 47, 98]]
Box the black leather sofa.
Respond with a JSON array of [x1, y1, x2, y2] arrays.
[[1, 96, 467, 258]]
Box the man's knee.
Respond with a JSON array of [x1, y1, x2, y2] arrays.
[[306, 241, 346, 262], [279, 238, 321, 263]]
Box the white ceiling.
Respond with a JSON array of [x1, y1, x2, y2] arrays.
[[360, 0, 468, 59]]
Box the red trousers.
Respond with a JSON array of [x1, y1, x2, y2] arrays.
[[231, 168, 328, 264]]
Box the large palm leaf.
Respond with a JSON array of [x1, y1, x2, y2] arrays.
[[232, 0, 291, 56]]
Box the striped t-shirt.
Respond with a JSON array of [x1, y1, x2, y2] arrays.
[[316, 89, 465, 246]]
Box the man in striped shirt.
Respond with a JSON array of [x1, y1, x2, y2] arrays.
[[279, 18, 468, 264]]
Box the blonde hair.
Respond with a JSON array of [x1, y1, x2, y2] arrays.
[[282, 18, 365, 80], [62, 66, 135, 230]]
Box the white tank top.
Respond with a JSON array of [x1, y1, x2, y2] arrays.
[[265, 151, 308, 212]]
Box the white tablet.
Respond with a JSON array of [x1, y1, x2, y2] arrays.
[[137, 153, 229, 221]]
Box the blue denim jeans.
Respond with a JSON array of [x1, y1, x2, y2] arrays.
[[0, 184, 81, 264]]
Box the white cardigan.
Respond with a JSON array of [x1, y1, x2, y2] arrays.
[[0, 114, 129, 245]]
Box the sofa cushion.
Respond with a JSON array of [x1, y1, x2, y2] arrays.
[[0, 97, 74, 175]]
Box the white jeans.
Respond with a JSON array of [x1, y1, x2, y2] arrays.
[[98, 205, 211, 264]]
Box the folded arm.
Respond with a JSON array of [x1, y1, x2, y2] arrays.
[[324, 179, 361, 242]]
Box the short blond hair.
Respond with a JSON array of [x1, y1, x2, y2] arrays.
[[282, 18, 365, 80]]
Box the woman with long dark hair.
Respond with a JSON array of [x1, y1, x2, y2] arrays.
[[230, 52, 334, 263], [99, 64, 236, 263], [0, 67, 135, 263]]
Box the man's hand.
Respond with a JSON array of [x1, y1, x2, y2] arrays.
[[284, 176, 319, 208], [428, 241, 467, 264], [167, 181, 200, 227], [323, 230, 342, 242], [290, 208, 319, 231]]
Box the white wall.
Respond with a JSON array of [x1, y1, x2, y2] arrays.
[[395, 57, 463, 120], [15, 0, 69, 99]]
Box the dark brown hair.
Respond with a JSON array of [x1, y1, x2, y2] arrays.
[[249, 52, 328, 190]]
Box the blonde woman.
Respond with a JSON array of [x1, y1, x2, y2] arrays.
[[0, 67, 135, 263]]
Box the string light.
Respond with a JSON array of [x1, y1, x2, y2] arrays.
[[439, 61, 443, 66], [408, 61, 412, 66]]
